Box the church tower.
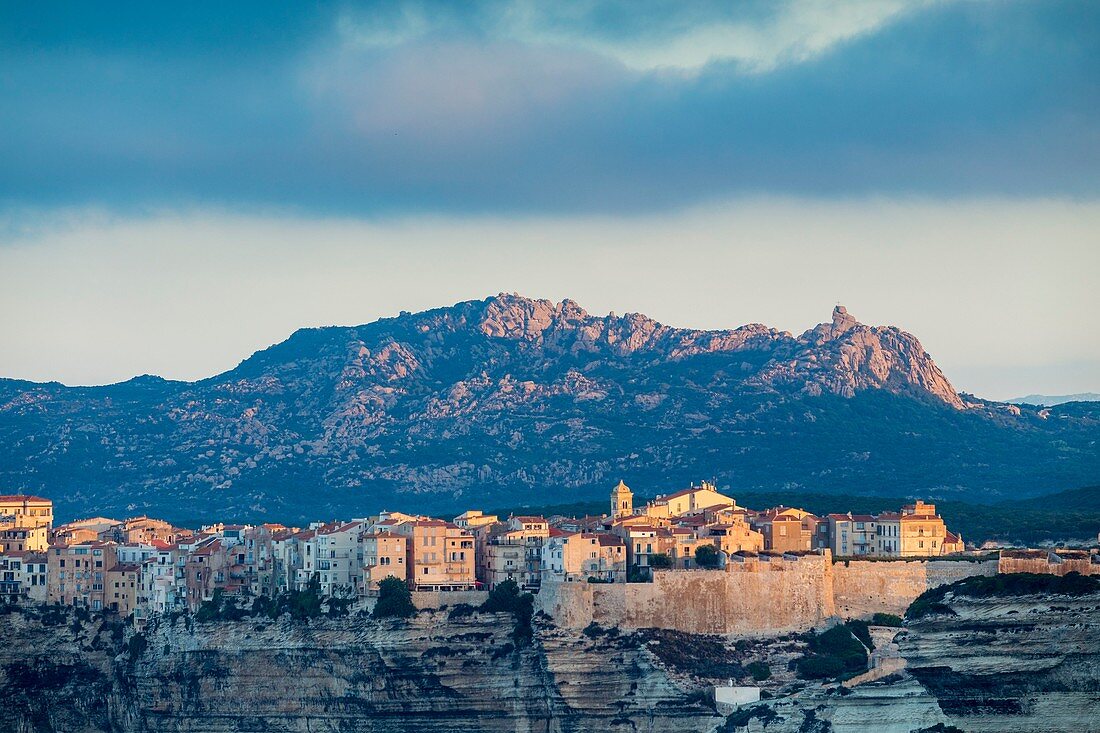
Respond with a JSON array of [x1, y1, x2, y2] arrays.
[[610, 480, 633, 518]]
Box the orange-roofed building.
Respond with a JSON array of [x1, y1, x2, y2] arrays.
[[642, 481, 736, 519], [542, 531, 626, 583], [393, 519, 475, 591], [48, 541, 117, 611], [0, 495, 53, 531], [362, 532, 408, 594]]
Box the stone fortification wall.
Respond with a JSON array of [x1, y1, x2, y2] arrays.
[[626, 554, 835, 635], [411, 590, 489, 609], [832, 558, 998, 617], [538, 553, 998, 635], [998, 550, 1099, 576]]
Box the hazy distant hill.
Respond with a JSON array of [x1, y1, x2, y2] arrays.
[[1009, 393, 1100, 407], [1, 294, 1097, 523]]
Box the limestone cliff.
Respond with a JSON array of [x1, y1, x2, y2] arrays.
[[0, 605, 720, 733], [718, 586, 1100, 732]]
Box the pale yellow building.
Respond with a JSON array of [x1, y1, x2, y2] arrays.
[[394, 519, 476, 591], [643, 482, 736, 519], [898, 501, 949, 557], [542, 531, 626, 582], [0, 495, 53, 530], [362, 531, 408, 593], [0, 523, 49, 553]]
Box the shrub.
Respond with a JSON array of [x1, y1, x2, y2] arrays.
[[720, 704, 778, 732], [373, 576, 416, 619], [481, 580, 535, 645], [746, 661, 771, 681], [794, 625, 868, 680], [649, 553, 673, 569], [845, 620, 874, 651], [871, 613, 904, 627], [127, 632, 148, 659], [795, 654, 845, 679], [694, 545, 720, 568], [447, 603, 476, 619]]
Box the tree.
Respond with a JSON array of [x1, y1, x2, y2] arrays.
[[481, 579, 536, 645], [694, 544, 720, 568], [373, 576, 416, 619], [649, 553, 673, 569]]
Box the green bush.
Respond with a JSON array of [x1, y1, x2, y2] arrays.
[[649, 553, 673, 569], [746, 661, 771, 681], [373, 576, 416, 619], [846, 619, 874, 651], [795, 625, 869, 680], [481, 580, 535, 645], [694, 544, 720, 568], [795, 654, 845, 679], [871, 613, 904, 627]]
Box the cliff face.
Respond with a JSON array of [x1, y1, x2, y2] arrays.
[[0, 606, 719, 733], [720, 588, 1100, 733], [900, 591, 1100, 731], [3, 591, 1100, 733], [2, 294, 1098, 521]]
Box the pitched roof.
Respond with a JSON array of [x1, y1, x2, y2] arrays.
[[0, 495, 52, 504]]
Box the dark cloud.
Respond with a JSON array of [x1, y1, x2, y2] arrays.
[[1, 0, 1097, 215]]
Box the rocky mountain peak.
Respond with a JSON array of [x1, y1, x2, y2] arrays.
[[2, 293, 1096, 521], [477, 293, 590, 340], [830, 304, 859, 336]]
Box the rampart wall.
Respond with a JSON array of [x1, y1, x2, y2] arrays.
[[998, 550, 1099, 576], [411, 590, 489, 609], [832, 557, 998, 617], [536, 552, 999, 635]]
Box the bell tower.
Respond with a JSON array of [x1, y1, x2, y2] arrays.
[[610, 480, 633, 518]]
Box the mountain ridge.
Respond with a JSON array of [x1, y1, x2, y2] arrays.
[[1, 294, 1096, 523]]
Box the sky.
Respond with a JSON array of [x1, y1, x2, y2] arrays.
[[1, 0, 1097, 400]]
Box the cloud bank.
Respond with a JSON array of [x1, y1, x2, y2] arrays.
[[1, 0, 1096, 215]]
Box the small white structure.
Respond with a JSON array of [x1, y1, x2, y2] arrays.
[[713, 680, 761, 714]]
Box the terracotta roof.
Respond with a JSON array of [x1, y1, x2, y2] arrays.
[[512, 515, 547, 523], [850, 515, 877, 522], [0, 495, 52, 504], [655, 486, 709, 502]]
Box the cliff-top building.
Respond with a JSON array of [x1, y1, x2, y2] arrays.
[[0, 495, 54, 530]]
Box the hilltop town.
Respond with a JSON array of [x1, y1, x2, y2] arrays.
[[1, 483, 978, 620]]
